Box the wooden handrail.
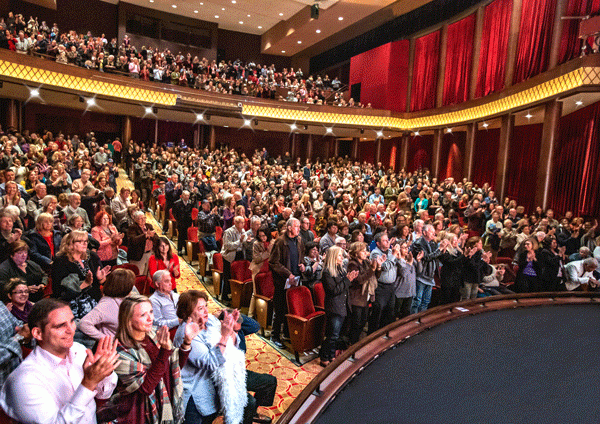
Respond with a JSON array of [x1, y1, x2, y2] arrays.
[[277, 292, 600, 424]]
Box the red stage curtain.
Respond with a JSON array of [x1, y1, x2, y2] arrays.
[[438, 132, 465, 180], [131, 117, 156, 144], [558, 0, 600, 65], [358, 141, 375, 164], [471, 128, 500, 188], [475, 0, 512, 98], [513, 0, 556, 84], [550, 101, 600, 216], [407, 135, 433, 172], [443, 14, 475, 106], [410, 31, 441, 112], [505, 123, 543, 213]]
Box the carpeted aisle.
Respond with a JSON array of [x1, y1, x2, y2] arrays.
[[117, 170, 321, 421]]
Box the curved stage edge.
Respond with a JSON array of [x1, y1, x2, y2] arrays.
[[277, 292, 600, 424]]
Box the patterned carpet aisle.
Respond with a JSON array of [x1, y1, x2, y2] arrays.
[[117, 171, 322, 422]]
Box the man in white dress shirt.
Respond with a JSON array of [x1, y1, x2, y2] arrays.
[[0, 298, 119, 424]]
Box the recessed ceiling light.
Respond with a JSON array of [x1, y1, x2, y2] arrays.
[[247, 14, 251, 17], [482, 122, 489, 128], [326, 127, 333, 134], [376, 130, 383, 138], [231, 0, 236, 3], [525, 112, 533, 119], [222, 8, 225, 10], [215, 15, 219, 18], [194, 10, 198, 13], [239, 21, 243, 24], [258, 26, 262, 29], [243, 119, 251, 126], [446, 128, 452, 133], [575, 100, 583, 106], [29, 88, 40, 97], [196, 113, 204, 121], [297, 40, 301, 44], [200, 2, 203, 4], [338, 16, 343, 20], [290, 124, 297, 130], [281, 50, 285, 53], [279, 12, 283, 16], [224, 125, 229, 128], [316, 29, 321, 33], [149, 0, 154, 2], [414, 131, 420, 136], [86, 98, 96, 106], [145, 107, 153, 114], [172, 4, 177, 8]]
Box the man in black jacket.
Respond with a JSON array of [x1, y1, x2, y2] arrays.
[[173, 190, 196, 255]]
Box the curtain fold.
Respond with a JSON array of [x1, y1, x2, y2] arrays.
[[471, 128, 500, 188], [558, 0, 600, 65], [512, 0, 556, 84], [475, 0, 512, 98], [550, 101, 600, 216], [443, 14, 475, 106], [407, 135, 433, 172], [505, 124, 543, 213], [410, 31, 441, 112], [438, 132, 465, 180]]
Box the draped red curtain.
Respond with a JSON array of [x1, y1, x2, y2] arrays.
[[410, 31, 441, 112], [157, 120, 194, 146], [443, 14, 475, 106], [512, 0, 556, 84], [131, 117, 156, 144], [475, 0, 512, 98], [438, 132, 465, 180], [559, 0, 600, 65], [407, 135, 433, 172], [471, 128, 500, 188], [505, 123, 543, 212], [550, 101, 600, 216]]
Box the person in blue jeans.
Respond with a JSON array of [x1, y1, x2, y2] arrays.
[[412, 224, 449, 314], [319, 246, 359, 367]]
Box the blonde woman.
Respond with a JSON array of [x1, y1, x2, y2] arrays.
[[319, 246, 359, 366]]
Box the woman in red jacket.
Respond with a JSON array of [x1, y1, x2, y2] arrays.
[[148, 236, 181, 291]]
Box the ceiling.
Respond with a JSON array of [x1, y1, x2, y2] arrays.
[[101, 0, 400, 53]]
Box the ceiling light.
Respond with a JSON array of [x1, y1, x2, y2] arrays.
[[325, 127, 333, 134], [575, 100, 583, 106], [414, 131, 420, 136], [222, 8, 225, 10], [200, 2, 203, 4], [29, 88, 40, 97], [215, 15, 219, 18], [525, 112, 533, 119], [224, 125, 229, 128], [338, 16, 343, 20], [144, 106, 153, 114], [149, 0, 154, 2], [482, 122, 489, 128], [247, 14, 251, 17], [279, 12, 284, 16], [196, 113, 204, 121], [231, 0, 236, 3], [172, 4, 177, 8], [376, 130, 383, 138], [290, 124, 297, 130], [244, 119, 252, 126], [258, 26, 262, 29], [194, 10, 198, 13], [446, 128, 452, 133], [86, 98, 96, 106], [281, 50, 285, 53], [297, 41, 302, 44], [239, 21, 243, 24], [316, 29, 321, 33]]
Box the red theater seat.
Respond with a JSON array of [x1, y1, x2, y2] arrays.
[[286, 285, 326, 362]]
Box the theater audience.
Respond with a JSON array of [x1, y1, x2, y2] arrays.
[[347, 242, 378, 345], [3, 277, 34, 322], [0, 240, 47, 302], [148, 236, 181, 290], [126, 210, 157, 276], [149, 269, 180, 329]]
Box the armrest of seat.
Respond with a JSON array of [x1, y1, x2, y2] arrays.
[[286, 314, 309, 325]]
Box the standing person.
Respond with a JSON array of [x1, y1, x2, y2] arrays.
[[0, 299, 118, 423], [173, 190, 196, 255], [461, 237, 492, 301], [368, 232, 399, 334], [319, 246, 358, 366], [439, 233, 465, 304], [148, 236, 181, 290], [220, 216, 247, 304], [394, 242, 422, 319], [164, 174, 182, 233], [109, 294, 200, 424], [347, 242, 378, 345], [126, 211, 157, 276], [515, 238, 542, 293], [268, 217, 305, 348], [91, 211, 122, 267], [411, 224, 449, 314], [112, 138, 122, 165]]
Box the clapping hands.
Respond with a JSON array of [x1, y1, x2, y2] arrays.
[[81, 336, 120, 391]]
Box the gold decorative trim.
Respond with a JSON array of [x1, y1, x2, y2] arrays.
[[0, 60, 177, 106]]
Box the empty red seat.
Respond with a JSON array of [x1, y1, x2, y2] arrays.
[[286, 285, 326, 363]]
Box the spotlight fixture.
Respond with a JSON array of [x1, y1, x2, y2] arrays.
[[446, 128, 452, 133], [86, 98, 96, 106], [205, 114, 211, 121], [360, 129, 364, 134], [253, 119, 259, 126], [153, 107, 158, 114], [29, 88, 40, 97], [78, 96, 85, 103], [303, 125, 308, 130], [243, 119, 252, 126], [525, 112, 533, 119], [196, 113, 204, 121], [290, 124, 297, 131], [144, 106, 153, 114], [482, 122, 489, 128], [325, 127, 333, 134], [414, 131, 420, 136], [575, 100, 583, 106], [376, 130, 383, 138]]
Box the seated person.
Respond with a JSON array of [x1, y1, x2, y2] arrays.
[[0, 210, 24, 264], [4, 277, 35, 323], [27, 213, 62, 272], [0, 298, 118, 423], [79, 268, 136, 340], [0, 300, 30, 387], [0, 240, 47, 302], [149, 269, 180, 329], [480, 264, 514, 296], [564, 257, 599, 291], [173, 291, 273, 424]]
